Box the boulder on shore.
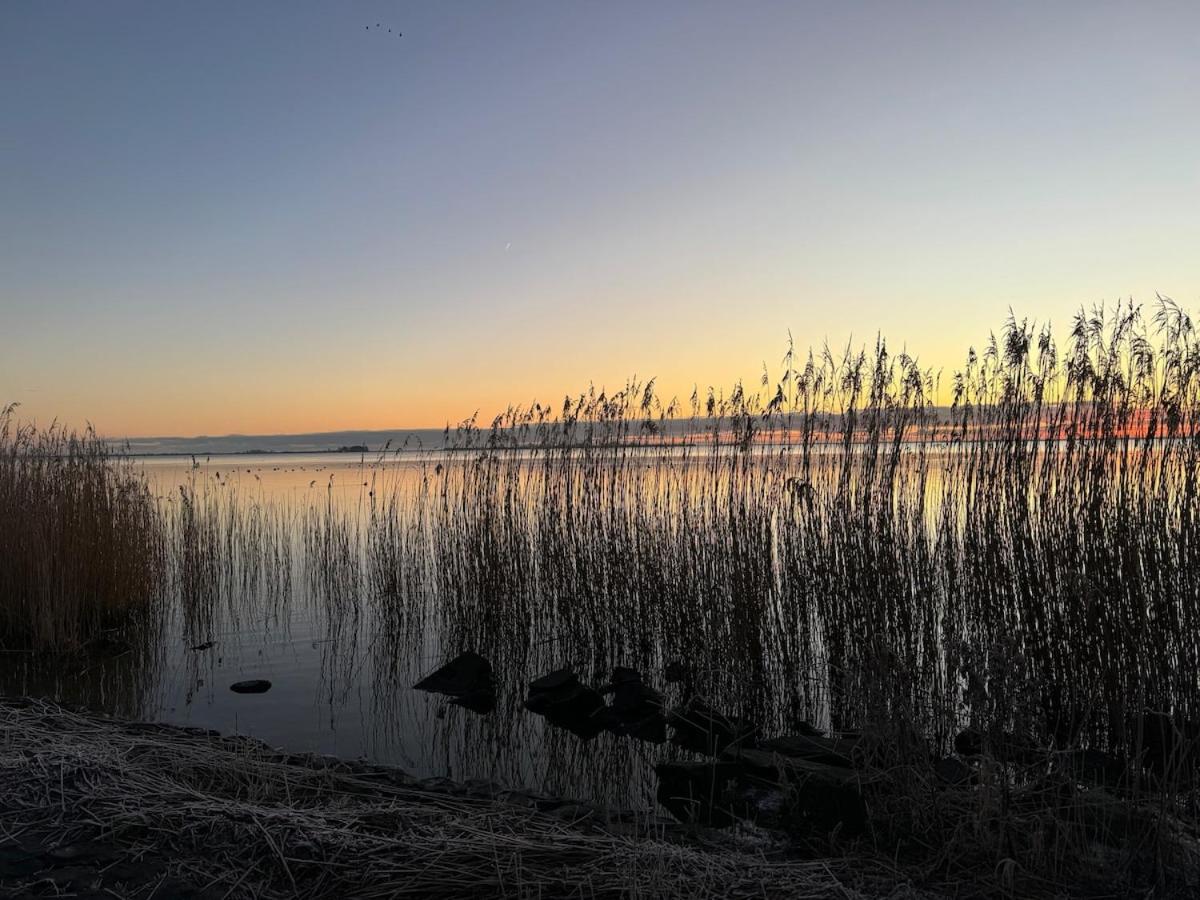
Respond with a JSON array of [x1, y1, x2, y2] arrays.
[[601, 667, 666, 743], [525, 669, 614, 740], [413, 652, 496, 714]]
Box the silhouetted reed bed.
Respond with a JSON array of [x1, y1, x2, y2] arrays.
[[383, 302, 1200, 754], [0, 404, 164, 652], [6, 302, 1200, 895], [165, 478, 297, 645], [358, 301, 1200, 894]]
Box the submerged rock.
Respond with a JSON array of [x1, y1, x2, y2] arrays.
[[413, 652, 496, 714], [668, 698, 758, 756], [525, 669, 613, 739], [229, 680, 272, 694], [601, 667, 666, 743]]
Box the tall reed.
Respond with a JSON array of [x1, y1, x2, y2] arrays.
[[365, 299, 1200, 764], [0, 405, 165, 651]]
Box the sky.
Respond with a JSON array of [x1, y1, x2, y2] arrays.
[[2, 1, 1199, 437]]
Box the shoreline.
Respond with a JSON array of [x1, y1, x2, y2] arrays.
[[2, 698, 1200, 897], [0, 697, 898, 899]]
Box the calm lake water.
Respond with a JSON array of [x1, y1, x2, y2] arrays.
[[6, 438, 1191, 809], [2, 452, 680, 808]]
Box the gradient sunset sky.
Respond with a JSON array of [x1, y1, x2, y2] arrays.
[[3, 2, 1198, 437]]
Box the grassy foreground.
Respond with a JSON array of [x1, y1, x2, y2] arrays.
[[0, 698, 907, 900], [1, 698, 1198, 899]]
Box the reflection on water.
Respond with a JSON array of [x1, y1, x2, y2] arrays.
[[3, 434, 1198, 810], [0, 453, 680, 808]]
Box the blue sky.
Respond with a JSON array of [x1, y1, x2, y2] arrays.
[[2, 1, 1198, 435]]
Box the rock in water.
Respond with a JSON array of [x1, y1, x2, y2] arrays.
[[601, 667, 666, 743], [413, 652, 496, 714], [525, 668, 613, 739], [230, 680, 272, 694], [668, 698, 758, 755]]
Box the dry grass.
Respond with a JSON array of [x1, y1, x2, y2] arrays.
[[0, 698, 898, 899]]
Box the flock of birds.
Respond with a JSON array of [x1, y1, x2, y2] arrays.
[[366, 23, 402, 37]]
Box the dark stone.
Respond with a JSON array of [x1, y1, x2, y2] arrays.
[[530, 668, 578, 692], [759, 733, 854, 768], [601, 668, 666, 743], [954, 728, 983, 757], [229, 679, 272, 694], [732, 749, 867, 835], [605, 666, 642, 688], [934, 755, 976, 786], [668, 698, 758, 756], [525, 668, 612, 740], [413, 652, 495, 714]]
